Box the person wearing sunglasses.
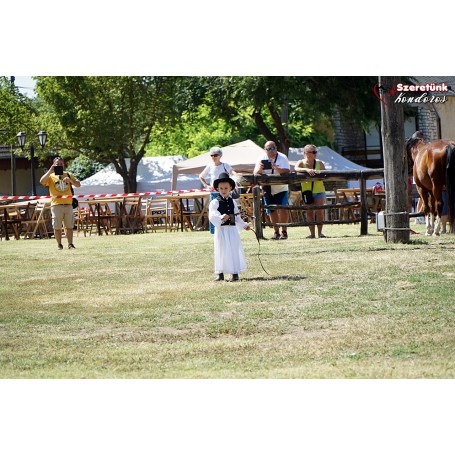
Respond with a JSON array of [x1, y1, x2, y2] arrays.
[[294, 144, 327, 239], [253, 141, 291, 240], [199, 147, 235, 191]]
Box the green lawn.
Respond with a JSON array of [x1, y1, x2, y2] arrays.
[[1, 223, 454, 378]]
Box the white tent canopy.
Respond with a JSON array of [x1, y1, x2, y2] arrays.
[[75, 156, 200, 196], [290, 146, 382, 188], [289, 146, 368, 171], [172, 140, 381, 190], [172, 139, 265, 189]]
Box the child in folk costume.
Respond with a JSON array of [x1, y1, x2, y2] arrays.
[[209, 173, 250, 282]]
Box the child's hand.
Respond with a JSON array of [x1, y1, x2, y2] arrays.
[[245, 225, 251, 230]]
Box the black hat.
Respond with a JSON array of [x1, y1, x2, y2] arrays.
[[213, 172, 236, 190]]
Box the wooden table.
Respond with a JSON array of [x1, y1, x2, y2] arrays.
[[0, 201, 40, 240], [78, 197, 125, 236], [335, 188, 362, 221], [161, 191, 210, 232]]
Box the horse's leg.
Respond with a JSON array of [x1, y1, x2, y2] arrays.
[[426, 213, 434, 235], [433, 187, 443, 236], [419, 189, 433, 235]]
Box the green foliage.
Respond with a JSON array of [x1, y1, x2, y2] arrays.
[[67, 154, 105, 180], [34, 76, 181, 191], [179, 76, 376, 151], [0, 77, 40, 153], [146, 104, 262, 158]]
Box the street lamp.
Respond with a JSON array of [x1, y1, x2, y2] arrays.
[[16, 131, 26, 148], [38, 130, 47, 149]]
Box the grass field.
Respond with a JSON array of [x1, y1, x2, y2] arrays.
[[1, 223, 454, 378]]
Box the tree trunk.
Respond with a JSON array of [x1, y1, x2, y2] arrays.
[[250, 109, 290, 156], [379, 76, 410, 243], [112, 157, 138, 193], [269, 104, 290, 156], [251, 111, 277, 146], [126, 162, 138, 193]]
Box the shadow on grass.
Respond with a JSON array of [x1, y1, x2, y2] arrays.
[[242, 275, 306, 282], [407, 239, 430, 245]]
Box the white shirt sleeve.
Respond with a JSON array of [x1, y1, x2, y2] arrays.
[[209, 198, 224, 227], [199, 165, 210, 180], [277, 153, 290, 170]]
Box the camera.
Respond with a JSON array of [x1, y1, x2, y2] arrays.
[[54, 165, 63, 175], [261, 159, 272, 170]]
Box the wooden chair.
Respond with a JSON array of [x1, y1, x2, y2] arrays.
[[75, 205, 93, 236], [22, 201, 51, 239], [118, 196, 144, 234], [288, 191, 306, 223], [1, 205, 23, 240], [366, 189, 385, 223], [167, 196, 194, 232], [144, 197, 168, 232], [335, 188, 361, 222], [238, 193, 254, 222], [187, 195, 209, 231]]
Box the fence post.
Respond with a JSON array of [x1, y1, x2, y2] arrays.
[[252, 185, 264, 239], [360, 176, 368, 235]]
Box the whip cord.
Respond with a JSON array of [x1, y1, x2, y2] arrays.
[[249, 227, 272, 276]]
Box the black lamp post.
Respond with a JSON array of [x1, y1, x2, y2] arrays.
[[17, 131, 37, 196], [37, 132, 47, 198]]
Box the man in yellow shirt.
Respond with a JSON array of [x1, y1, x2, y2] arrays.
[[40, 157, 81, 249]]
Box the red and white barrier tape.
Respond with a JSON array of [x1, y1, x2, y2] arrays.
[[0, 189, 210, 201]]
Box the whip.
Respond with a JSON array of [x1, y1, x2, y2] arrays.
[[249, 226, 272, 276]]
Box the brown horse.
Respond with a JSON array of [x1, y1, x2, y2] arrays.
[[406, 136, 455, 235]]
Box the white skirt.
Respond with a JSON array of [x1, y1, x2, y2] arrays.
[[213, 225, 247, 274]]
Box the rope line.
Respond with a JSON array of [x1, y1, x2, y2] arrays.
[[0, 189, 210, 201]]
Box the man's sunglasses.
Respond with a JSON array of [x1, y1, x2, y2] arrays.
[[265, 146, 276, 151], [307, 151, 317, 154], [210, 154, 220, 157]]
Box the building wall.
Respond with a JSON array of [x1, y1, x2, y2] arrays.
[[433, 97, 455, 139], [332, 111, 365, 153], [0, 167, 47, 196], [416, 97, 455, 141], [417, 105, 440, 141]]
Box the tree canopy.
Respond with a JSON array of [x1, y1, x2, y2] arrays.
[[0, 77, 40, 155], [35, 76, 180, 192], [181, 76, 380, 154], [3, 76, 383, 190]]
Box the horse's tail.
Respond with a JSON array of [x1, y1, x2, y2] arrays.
[[446, 144, 455, 233], [406, 137, 419, 174]]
